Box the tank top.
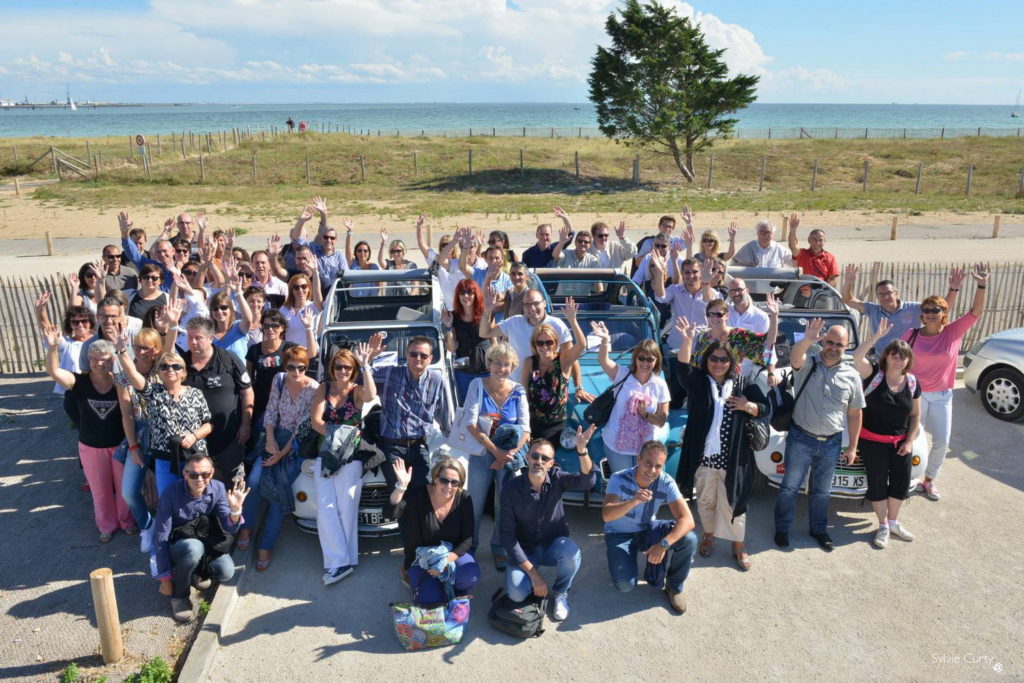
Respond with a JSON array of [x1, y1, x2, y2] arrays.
[[527, 355, 568, 427]]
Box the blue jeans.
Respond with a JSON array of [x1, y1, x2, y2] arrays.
[[170, 538, 235, 599], [468, 423, 525, 557], [241, 455, 264, 531], [407, 553, 480, 605], [605, 521, 697, 594], [154, 458, 182, 497], [505, 537, 581, 601], [256, 428, 299, 552], [774, 424, 842, 535], [120, 420, 153, 530]]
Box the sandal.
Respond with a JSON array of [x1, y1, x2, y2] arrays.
[[733, 546, 752, 572], [99, 532, 113, 544], [698, 534, 714, 558], [256, 551, 271, 572], [236, 533, 252, 551]]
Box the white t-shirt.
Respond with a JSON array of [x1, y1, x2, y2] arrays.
[[281, 301, 321, 346], [497, 314, 571, 365], [601, 365, 671, 456], [44, 336, 86, 395]]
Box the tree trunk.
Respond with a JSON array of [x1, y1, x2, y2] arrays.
[[668, 138, 695, 182]]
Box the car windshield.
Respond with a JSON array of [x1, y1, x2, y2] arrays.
[[773, 315, 858, 368], [321, 326, 442, 368], [329, 275, 434, 323], [745, 279, 846, 312], [540, 278, 650, 308]]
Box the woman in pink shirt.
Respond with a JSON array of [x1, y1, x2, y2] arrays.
[[901, 263, 989, 501]]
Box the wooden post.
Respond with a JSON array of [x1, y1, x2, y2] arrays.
[[413, 151, 418, 177], [157, 134, 162, 154], [706, 155, 714, 189], [523, 127, 526, 138], [550, 128, 554, 139], [1018, 165, 1024, 198], [359, 155, 365, 182], [45, 231, 54, 255], [469, 128, 473, 137], [492, 127, 496, 137], [992, 215, 1001, 238], [56, 157, 63, 181], [468, 149, 473, 176], [86, 140, 92, 162], [862, 160, 869, 192], [575, 150, 580, 178], [305, 154, 310, 184], [758, 157, 766, 191], [13, 177, 20, 196], [632, 155, 640, 185], [51, 146, 57, 174], [520, 149, 524, 177], [128, 136, 134, 160], [199, 153, 205, 183], [965, 164, 974, 196], [781, 215, 790, 243], [11, 145, 17, 163], [811, 158, 819, 191], [143, 149, 151, 180], [93, 154, 99, 181], [251, 154, 257, 184], [427, 223, 433, 249], [89, 568, 123, 664], [181, 136, 186, 160], [890, 216, 898, 241], [915, 162, 923, 194]]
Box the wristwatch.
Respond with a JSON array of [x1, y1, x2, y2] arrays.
[[659, 538, 671, 549]]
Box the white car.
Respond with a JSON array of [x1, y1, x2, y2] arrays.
[[963, 327, 1024, 422]]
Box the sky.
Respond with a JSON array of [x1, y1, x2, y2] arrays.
[[0, 0, 1021, 105]]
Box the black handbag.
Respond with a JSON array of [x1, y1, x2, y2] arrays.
[[487, 589, 547, 639], [769, 359, 817, 432], [736, 376, 770, 451], [583, 374, 629, 428]]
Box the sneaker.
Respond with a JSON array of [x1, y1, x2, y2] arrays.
[[99, 532, 113, 544], [170, 597, 194, 623], [889, 521, 915, 541], [139, 522, 155, 554], [123, 525, 139, 536], [192, 574, 212, 590], [921, 480, 941, 501], [665, 586, 687, 614], [872, 526, 890, 549], [323, 566, 354, 586], [552, 592, 570, 621]]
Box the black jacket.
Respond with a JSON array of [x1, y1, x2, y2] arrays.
[[675, 365, 768, 521]]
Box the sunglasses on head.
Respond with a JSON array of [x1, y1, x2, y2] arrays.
[[184, 470, 213, 480], [529, 452, 555, 463], [436, 475, 461, 487], [921, 307, 944, 314], [285, 364, 306, 372], [158, 363, 184, 372], [534, 339, 557, 348]]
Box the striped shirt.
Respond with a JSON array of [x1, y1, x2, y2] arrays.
[[374, 365, 451, 439]]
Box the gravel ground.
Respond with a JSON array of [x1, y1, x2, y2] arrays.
[[206, 383, 1023, 682], [0, 377, 199, 682]]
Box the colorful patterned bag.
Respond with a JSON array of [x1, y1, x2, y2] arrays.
[[390, 598, 470, 651]]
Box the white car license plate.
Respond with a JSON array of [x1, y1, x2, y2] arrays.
[[831, 474, 865, 489], [359, 509, 384, 525]]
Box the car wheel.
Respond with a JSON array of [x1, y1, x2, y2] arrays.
[[980, 368, 1024, 422]]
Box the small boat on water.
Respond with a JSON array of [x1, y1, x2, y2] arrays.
[[1012, 89, 1021, 118]]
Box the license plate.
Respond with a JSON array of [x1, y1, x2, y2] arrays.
[[359, 510, 384, 525], [831, 474, 865, 489]]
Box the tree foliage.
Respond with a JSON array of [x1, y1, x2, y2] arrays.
[[588, 0, 759, 182]]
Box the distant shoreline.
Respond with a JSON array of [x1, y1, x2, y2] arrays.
[[1, 103, 191, 110]]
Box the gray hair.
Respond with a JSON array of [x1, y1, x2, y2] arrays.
[[186, 316, 216, 336], [755, 220, 775, 233], [88, 339, 116, 357]]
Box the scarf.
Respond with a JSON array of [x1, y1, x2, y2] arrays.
[[703, 375, 733, 458]]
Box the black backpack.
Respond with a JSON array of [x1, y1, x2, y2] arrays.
[[487, 589, 547, 639]]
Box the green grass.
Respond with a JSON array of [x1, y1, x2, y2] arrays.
[[6, 132, 1024, 215]]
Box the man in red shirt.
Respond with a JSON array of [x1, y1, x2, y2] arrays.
[[787, 212, 839, 285]]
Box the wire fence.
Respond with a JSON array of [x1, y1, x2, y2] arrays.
[[3, 262, 1022, 375]]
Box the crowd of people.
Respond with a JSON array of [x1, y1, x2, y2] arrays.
[[39, 199, 991, 624]]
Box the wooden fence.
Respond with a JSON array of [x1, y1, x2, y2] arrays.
[[1, 263, 1022, 374]]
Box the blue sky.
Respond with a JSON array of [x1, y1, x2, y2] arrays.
[[0, 0, 1021, 104]]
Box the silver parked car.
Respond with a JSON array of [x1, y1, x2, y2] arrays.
[[963, 327, 1024, 422]]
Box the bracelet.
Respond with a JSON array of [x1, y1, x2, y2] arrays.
[[129, 444, 141, 451], [394, 485, 407, 493], [576, 449, 588, 456], [230, 508, 242, 516], [977, 285, 986, 290]]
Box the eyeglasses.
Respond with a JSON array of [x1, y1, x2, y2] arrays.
[[636, 355, 656, 363], [175, 248, 191, 254], [322, 235, 337, 241], [707, 311, 726, 318], [133, 345, 157, 353], [141, 275, 161, 282], [177, 220, 193, 226], [436, 476, 461, 487], [577, 239, 592, 245], [877, 289, 897, 297], [707, 354, 731, 364], [70, 319, 91, 325], [184, 470, 213, 480], [594, 233, 609, 239], [728, 287, 745, 294], [408, 351, 430, 360], [534, 339, 557, 348], [285, 364, 307, 372], [702, 238, 716, 244], [334, 363, 354, 372], [292, 284, 309, 291], [921, 307, 944, 314], [158, 363, 184, 372], [238, 271, 253, 279], [528, 452, 555, 463], [103, 253, 122, 259], [211, 305, 232, 312], [262, 322, 282, 330], [682, 269, 700, 276], [355, 248, 370, 254], [182, 270, 199, 277], [523, 300, 545, 308]]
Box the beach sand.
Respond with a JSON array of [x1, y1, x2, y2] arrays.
[[0, 194, 1021, 276]]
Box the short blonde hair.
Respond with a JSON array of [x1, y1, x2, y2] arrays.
[[485, 341, 519, 371], [156, 352, 187, 381], [430, 456, 467, 487]]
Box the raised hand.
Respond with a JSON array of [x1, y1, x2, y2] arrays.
[[674, 316, 696, 345], [699, 258, 713, 284], [113, 328, 131, 355], [552, 206, 569, 221], [788, 212, 800, 232], [312, 196, 328, 218], [225, 228, 235, 250], [298, 307, 315, 330], [65, 272, 80, 291], [843, 263, 859, 286], [589, 320, 611, 343], [162, 217, 175, 236], [379, 226, 389, 244], [804, 317, 826, 343], [682, 222, 695, 247], [727, 221, 738, 241], [342, 218, 354, 233], [299, 205, 314, 223], [681, 204, 693, 226], [117, 210, 133, 235], [483, 284, 499, 310], [440, 308, 453, 327], [649, 250, 666, 274], [366, 332, 385, 360], [392, 457, 413, 489], [871, 318, 892, 343], [764, 292, 780, 318], [573, 423, 597, 451], [558, 223, 572, 244], [227, 479, 251, 511], [415, 214, 425, 230], [42, 323, 62, 348], [165, 297, 183, 327], [616, 219, 627, 240], [267, 234, 282, 258], [947, 266, 965, 290], [171, 271, 190, 293], [969, 262, 990, 286], [564, 296, 579, 323], [195, 211, 207, 231], [35, 291, 51, 311]]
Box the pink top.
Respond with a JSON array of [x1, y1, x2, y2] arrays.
[[901, 312, 977, 392]]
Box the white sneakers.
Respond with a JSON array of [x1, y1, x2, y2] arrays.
[[873, 521, 915, 549], [552, 592, 570, 621], [872, 526, 890, 549], [139, 521, 155, 554], [888, 521, 915, 541]]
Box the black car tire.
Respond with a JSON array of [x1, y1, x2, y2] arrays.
[[980, 367, 1024, 422]]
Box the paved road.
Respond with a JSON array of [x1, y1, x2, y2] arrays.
[[0, 377, 198, 682], [206, 384, 1023, 681]]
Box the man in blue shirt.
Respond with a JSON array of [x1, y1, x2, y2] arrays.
[[521, 207, 573, 268], [499, 428, 596, 622], [153, 452, 248, 622], [602, 440, 698, 614]]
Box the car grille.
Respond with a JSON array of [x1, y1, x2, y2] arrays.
[[360, 484, 391, 509]]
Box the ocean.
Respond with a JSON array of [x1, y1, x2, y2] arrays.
[[1, 102, 1022, 139]]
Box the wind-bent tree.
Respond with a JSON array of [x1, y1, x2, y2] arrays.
[[588, 0, 759, 182]]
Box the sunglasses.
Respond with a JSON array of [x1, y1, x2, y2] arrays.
[[654, 244, 669, 250], [182, 270, 199, 277], [390, 249, 404, 254], [534, 339, 557, 348], [707, 311, 726, 318], [702, 238, 716, 243], [292, 284, 310, 290], [528, 452, 555, 463], [84, 273, 98, 278], [636, 355, 656, 363], [103, 253, 122, 259], [921, 307, 944, 314], [211, 305, 232, 312], [133, 345, 157, 353], [238, 272, 253, 279], [285, 364, 307, 372], [334, 363, 354, 372], [708, 354, 731, 364], [71, 319, 91, 325], [577, 239, 592, 245], [436, 475, 461, 487], [355, 249, 370, 254], [408, 351, 430, 360], [158, 363, 184, 372], [184, 470, 213, 480], [141, 275, 161, 281], [594, 233, 609, 239], [262, 322, 282, 330], [728, 288, 745, 294], [322, 235, 337, 241], [175, 248, 191, 254], [682, 270, 700, 276]]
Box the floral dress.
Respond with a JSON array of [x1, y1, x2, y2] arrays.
[[691, 328, 769, 369], [527, 356, 569, 435]]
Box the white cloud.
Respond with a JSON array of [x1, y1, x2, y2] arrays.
[[983, 51, 1024, 62], [944, 50, 970, 61], [768, 66, 847, 92]]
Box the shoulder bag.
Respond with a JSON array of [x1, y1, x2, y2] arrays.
[[583, 372, 630, 428], [769, 358, 817, 432]]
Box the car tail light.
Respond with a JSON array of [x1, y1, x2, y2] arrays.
[[296, 491, 308, 502], [770, 451, 783, 463], [911, 456, 920, 466]]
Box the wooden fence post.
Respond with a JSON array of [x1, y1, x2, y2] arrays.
[[992, 215, 1001, 238], [128, 136, 134, 160], [862, 160, 869, 192], [359, 155, 365, 182], [758, 157, 766, 191], [180, 136, 186, 160], [413, 151, 418, 177], [575, 151, 580, 178], [45, 231, 54, 255], [157, 134, 162, 154], [468, 149, 473, 176], [93, 155, 99, 181], [706, 155, 714, 189], [89, 568, 123, 664], [86, 141, 92, 162], [305, 155, 311, 184], [1018, 165, 1024, 198], [522, 127, 526, 138], [915, 162, 923, 194], [251, 154, 257, 184], [965, 164, 974, 196], [143, 149, 151, 180], [51, 146, 57, 174], [811, 159, 819, 191], [519, 149, 524, 178], [199, 153, 205, 183], [890, 216, 899, 241], [781, 215, 790, 243], [13, 178, 20, 196], [11, 145, 17, 163], [632, 155, 640, 185]]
